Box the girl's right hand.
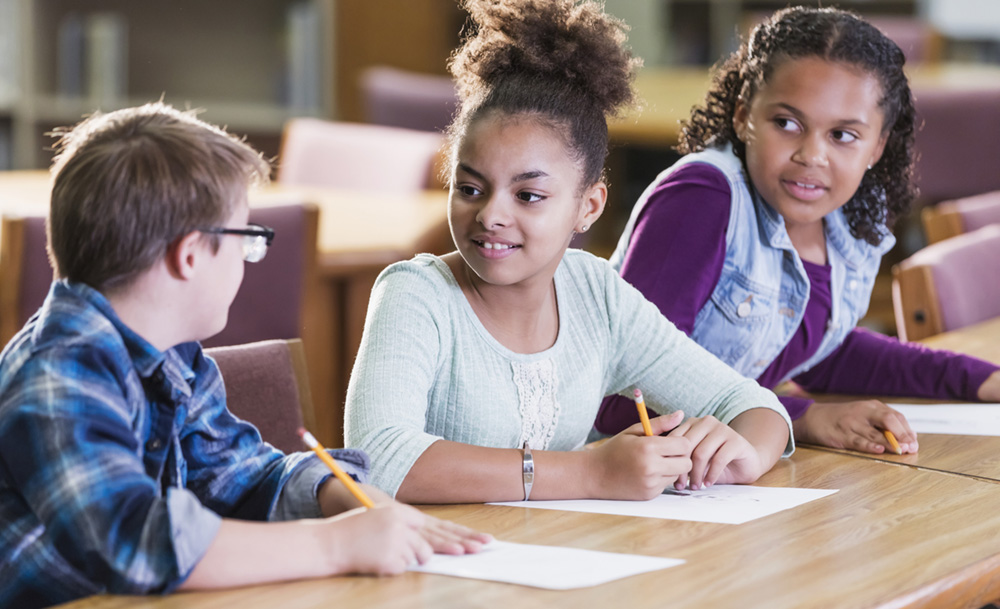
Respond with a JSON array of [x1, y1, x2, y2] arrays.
[[588, 410, 692, 500], [792, 400, 918, 454]]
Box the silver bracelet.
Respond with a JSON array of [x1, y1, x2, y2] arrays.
[[521, 444, 534, 501]]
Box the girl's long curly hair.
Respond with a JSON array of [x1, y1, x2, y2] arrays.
[[679, 6, 917, 245], [446, 0, 641, 191]]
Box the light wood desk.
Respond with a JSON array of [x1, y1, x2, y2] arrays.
[[612, 62, 1000, 148], [0, 171, 450, 446], [809, 316, 1000, 482], [54, 447, 1000, 609]]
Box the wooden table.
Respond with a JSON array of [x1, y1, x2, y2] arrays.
[[53, 447, 1000, 609], [0, 171, 451, 446], [612, 62, 1000, 148], [808, 316, 1000, 482]]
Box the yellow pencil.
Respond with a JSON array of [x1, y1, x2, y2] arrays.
[[633, 388, 653, 436], [883, 430, 902, 455], [298, 428, 375, 508]]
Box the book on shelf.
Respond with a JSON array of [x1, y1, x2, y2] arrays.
[[86, 12, 128, 107], [286, 2, 322, 112], [56, 11, 129, 105], [0, 0, 18, 107]]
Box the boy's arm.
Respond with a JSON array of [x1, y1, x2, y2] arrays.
[[0, 350, 223, 595]]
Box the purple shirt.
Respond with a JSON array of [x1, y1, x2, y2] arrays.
[[595, 163, 999, 434]]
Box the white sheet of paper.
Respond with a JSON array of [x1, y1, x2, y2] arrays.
[[489, 485, 837, 525], [889, 403, 1000, 436], [409, 540, 683, 589]]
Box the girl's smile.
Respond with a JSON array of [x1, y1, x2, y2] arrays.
[[448, 113, 604, 290]]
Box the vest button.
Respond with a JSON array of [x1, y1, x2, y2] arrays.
[[146, 438, 162, 452], [736, 301, 752, 318]]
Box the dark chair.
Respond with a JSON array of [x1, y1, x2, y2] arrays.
[[205, 338, 317, 454], [922, 190, 1000, 244], [359, 65, 458, 133], [892, 224, 1000, 342], [0, 215, 53, 346], [202, 202, 320, 349]]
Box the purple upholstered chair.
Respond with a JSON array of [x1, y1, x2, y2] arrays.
[[892, 224, 1000, 342], [0, 215, 54, 346], [206, 338, 316, 454], [359, 66, 458, 133], [202, 202, 319, 349], [922, 190, 1000, 244], [912, 88, 1000, 207], [277, 118, 445, 194]]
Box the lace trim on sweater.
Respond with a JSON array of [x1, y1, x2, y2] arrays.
[[512, 358, 560, 450]]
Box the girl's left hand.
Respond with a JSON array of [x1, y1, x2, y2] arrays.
[[977, 370, 1000, 401], [666, 416, 765, 490]]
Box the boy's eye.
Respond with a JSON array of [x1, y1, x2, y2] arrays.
[[831, 130, 858, 144], [517, 191, 544, 203]]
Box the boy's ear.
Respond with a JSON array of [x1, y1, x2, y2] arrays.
[[577, 181, 607, 232], [165, 231, 204, 280]]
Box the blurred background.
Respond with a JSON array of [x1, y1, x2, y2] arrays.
[[1, 0, 999, 336]]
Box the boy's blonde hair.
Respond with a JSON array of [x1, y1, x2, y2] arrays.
[[48, 102, 270, 292]]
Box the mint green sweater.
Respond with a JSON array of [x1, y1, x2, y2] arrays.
[[345, 250, 794, 496]]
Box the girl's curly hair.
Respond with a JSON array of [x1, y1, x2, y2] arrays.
[[447, 0, 641, 189], [679, 6, 917, 245]]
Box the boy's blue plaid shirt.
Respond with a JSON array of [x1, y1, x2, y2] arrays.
[[0, 281, 369, 608]]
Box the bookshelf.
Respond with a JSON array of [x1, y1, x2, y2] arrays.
[[4, 0, 334, 169]]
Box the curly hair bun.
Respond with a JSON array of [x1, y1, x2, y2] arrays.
[[450, 0, 639, 119]]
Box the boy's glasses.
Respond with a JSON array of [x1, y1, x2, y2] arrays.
[[199, 223, 275, 263]]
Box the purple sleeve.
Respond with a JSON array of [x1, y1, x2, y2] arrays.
[[778, 395, 812, 421], [617, 163, 731, 334], [595, 163, 732, 436], [793, 327, 1000, 400]]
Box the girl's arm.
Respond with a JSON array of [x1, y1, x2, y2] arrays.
[[605, 262, 792, 488], [345, 261, 695, 503], [397, 413, 691, 503], [788, 328, 1000, 454], [596, 164, 733, 436]]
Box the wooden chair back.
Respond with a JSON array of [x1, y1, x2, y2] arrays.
[[892, 224, 1000, 342], [0, 215, 53, 346], [922, 190, 1000, 244]]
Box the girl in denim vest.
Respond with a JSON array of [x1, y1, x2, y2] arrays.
[[597, 6, 1000, 454]]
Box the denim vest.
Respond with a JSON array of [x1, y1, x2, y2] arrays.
[[610, 145, 895, 383]]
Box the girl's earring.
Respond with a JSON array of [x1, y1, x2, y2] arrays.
[[579, 224, 589, 233], [867, 164, 873, 170]]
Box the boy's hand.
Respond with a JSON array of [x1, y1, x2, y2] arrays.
[[793, 400, 917, 455], [588, 410, 692, 500], [327, 502, 433, 575], [667, 415, 765, 489], [419, 514, 493, 555]]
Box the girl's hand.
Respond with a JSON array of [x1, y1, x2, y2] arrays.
[[792, 400, 918, 454], [977, 370, 1000, 402], [588, 410, 692, 500], [667, 416, 765, 489]]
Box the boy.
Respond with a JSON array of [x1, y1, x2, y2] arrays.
[[0, 103, 488, 608]]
